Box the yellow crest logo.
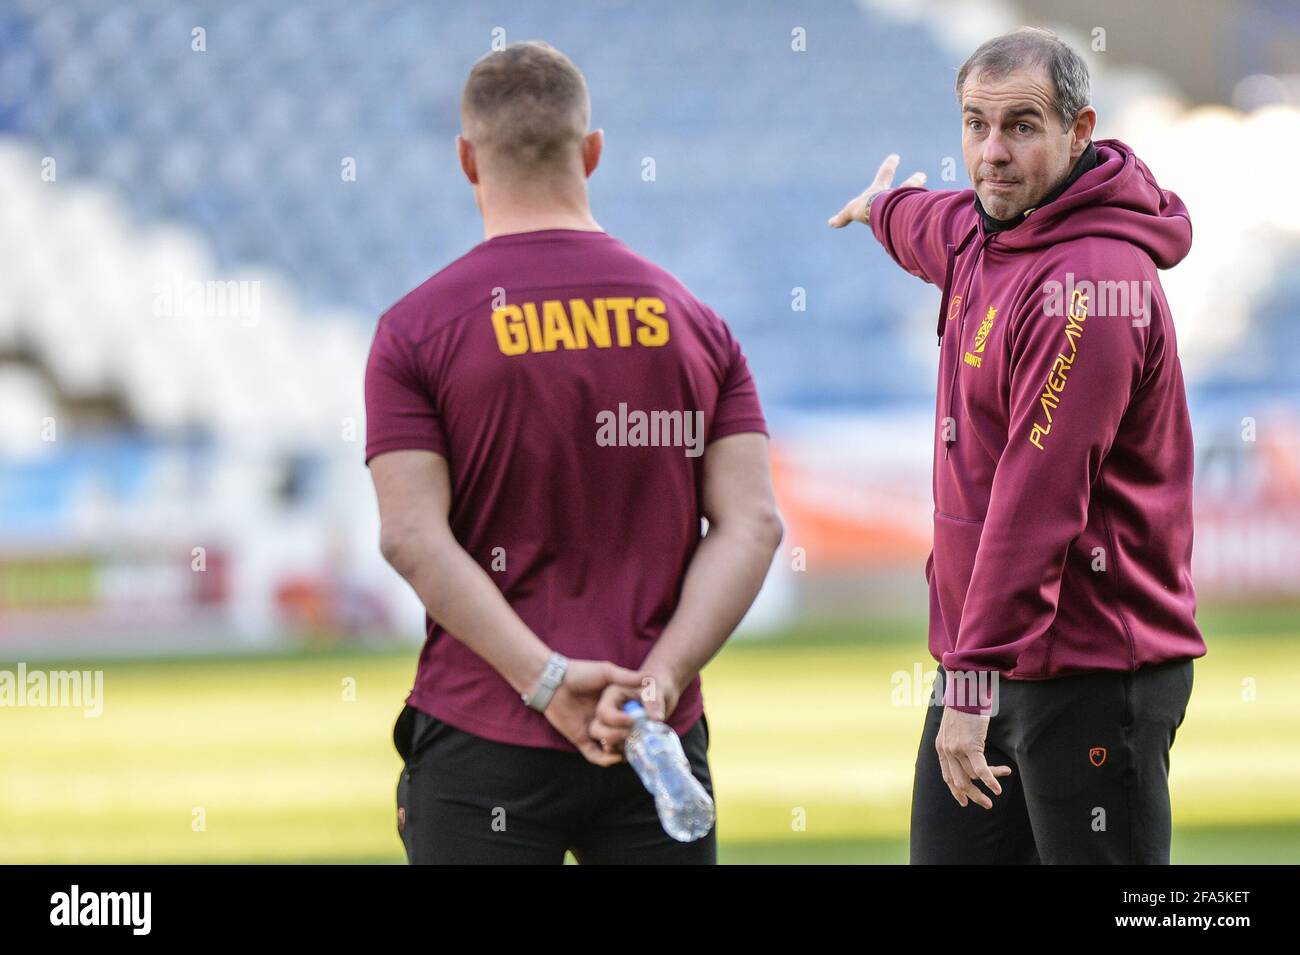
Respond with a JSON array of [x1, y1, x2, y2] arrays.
[[963, 306, 998, 369], [972, 306, 997, 353]]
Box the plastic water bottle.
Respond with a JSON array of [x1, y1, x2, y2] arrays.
[[622, 699, 715, 842]]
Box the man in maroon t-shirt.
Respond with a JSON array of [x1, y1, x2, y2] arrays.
[[364, 41, 782, 864]]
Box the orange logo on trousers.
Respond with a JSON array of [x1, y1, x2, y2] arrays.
[[1089, 746, 1107, 767]]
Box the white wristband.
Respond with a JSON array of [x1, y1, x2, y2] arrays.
[[522, 651, 568, 712]]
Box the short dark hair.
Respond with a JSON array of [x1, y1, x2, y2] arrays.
[[955, 27, 1090, 128], [461, 40, 590, 174]]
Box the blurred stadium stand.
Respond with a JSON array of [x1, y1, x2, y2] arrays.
[[0, 0, 1296, 653]]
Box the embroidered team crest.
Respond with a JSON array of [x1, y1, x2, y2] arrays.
[[962, 305, 998, 369], [1089, 746, 1107, 767], [947, 294, 963, 322], [972, 306, 997, 353]]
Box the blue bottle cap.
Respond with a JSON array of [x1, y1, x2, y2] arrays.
[[622, 699, 647, 718]]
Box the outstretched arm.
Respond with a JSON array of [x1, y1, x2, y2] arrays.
[[827, 153, 927, 228], [829, 153, 973, 287]]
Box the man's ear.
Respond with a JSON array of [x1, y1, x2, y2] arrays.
[[1070, 107, 1097, 159], [581, 129, 603, 178], [456, 134, 479, 185]]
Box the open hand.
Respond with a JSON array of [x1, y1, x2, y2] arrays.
[[828, 153, 927, 228]]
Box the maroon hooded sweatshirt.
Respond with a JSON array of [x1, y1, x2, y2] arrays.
[[869, 138, 1206, 712]]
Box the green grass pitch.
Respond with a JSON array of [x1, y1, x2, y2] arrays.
[[2, 605, 1297, 863]]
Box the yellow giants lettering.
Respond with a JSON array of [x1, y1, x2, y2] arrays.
[[541, 299, 578, 351], [491, 297, 672, 356], [570, 298, 609, 349], [521, 302, 544, 352], [605, 297, 635, 347], [635, 297, 669, 346], [491, 305, 529, 356]]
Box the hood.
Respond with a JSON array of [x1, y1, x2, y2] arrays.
[[991, 138, 1192, 269]]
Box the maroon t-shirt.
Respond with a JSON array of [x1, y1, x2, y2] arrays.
[[364, 228, 767, 750]]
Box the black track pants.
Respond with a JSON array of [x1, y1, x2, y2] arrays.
[[910, 659, 1194, 864], [393, 704, 718, 864]]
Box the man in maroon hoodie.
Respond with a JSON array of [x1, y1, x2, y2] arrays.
[[830, 27, 1205, 863]]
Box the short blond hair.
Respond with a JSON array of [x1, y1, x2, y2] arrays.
[[461, 41, 590, 175]]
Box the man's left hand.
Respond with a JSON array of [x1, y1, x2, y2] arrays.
[[935, 706, 1014, 809], [588, 667, 682, 755]]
